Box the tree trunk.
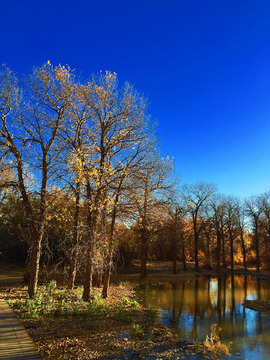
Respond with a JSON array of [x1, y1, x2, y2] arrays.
[[140, 229, 148, 280], [255, 227, 260, 272], [230, 232, 234, 272], [102, 266, 111, 297], [266, 230, 270, 270], [28, 149, 48, 297], [102, 225, 114, 298], [222, 231, 226, 268], [265, 234, 270, 268], [68, 251, 79, 290], [83, 183, 99, 302], [102, 179, 122, 298], [68, 182, 81, 290], [182, 244, 187, 271], [240, 228, 247, 270], [17, 157, 42, 298], [217, 231, 221, 280], [93, 270, 102, 287], [206, 233, 210, 258], [254, 219, 260, 272], [82, 243, 94, 301], [28, 233, 43, 298], [194, 231, 199, 272], [172, 237, 177, 274]]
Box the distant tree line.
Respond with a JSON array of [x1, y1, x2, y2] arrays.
[[166, 184, 270, 278], [0, 63, 269, 300]]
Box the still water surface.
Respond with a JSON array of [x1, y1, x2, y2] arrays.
[[135, 275, 270, 359]]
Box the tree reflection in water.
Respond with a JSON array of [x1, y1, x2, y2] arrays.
[[135, 274, 270, 360]]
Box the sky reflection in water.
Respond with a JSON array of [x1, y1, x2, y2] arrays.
[[135, 275, 270, 360]]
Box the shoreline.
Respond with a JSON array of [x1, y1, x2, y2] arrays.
[[1, 261, 270, 359]]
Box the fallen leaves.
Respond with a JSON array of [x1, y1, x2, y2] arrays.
[[1, 275, 188, 359]]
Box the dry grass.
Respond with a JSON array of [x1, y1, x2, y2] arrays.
[[202, 324, 231, 360]]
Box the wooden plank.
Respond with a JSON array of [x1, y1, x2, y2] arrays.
[[0, 297, 42, 359]]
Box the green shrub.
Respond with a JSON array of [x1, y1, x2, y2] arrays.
[[74, 286, 83, 300], [72, 303, 82, 316], [59, 288, 72, 301], [113, 305, 134, 324], [20, 292, 44, 318], [121, 297, 130, 306], [146, 329, 155, 341], [130, 300, 140, 309], [130, 323, 143, 339], [43, 296, 56, 315], [192, 340, 202, 354], [48, 280, 57, 295], [86, 295, 110, 317], [6, 299, 13, 308], [146, 307, 157, 323]]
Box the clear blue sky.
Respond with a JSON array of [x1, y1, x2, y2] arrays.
[[2, 0, 270, 198]]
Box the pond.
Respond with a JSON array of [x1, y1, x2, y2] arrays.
[[135, 274, 270, 359]]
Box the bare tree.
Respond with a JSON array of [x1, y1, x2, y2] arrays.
[[245, 195, 263, 272], [210, 195, 226, 279], [130, 154, 174, 280], [237, 201, 248, 270], [180, 182, 216, 271], [166, 197, 187, 274], [224, 196, 240, 272], [257, 191, 270, 268], [0, 63, 71, 296], [62, 72, 155, 301]]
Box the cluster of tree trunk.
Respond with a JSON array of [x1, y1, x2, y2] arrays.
[[0, 63, 174, 299]]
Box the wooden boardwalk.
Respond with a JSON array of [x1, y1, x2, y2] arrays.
[[0, 297, 42, 359]]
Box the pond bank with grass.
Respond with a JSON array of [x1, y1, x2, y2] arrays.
[[2, 261, 268, 359], [2, 278, 194, 359]]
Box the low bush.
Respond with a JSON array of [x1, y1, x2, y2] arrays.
[[203, 324, 231, 360], [86, 294, 110, 317], [146, 307, 158, 323], [130, 323, 143, 339]]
